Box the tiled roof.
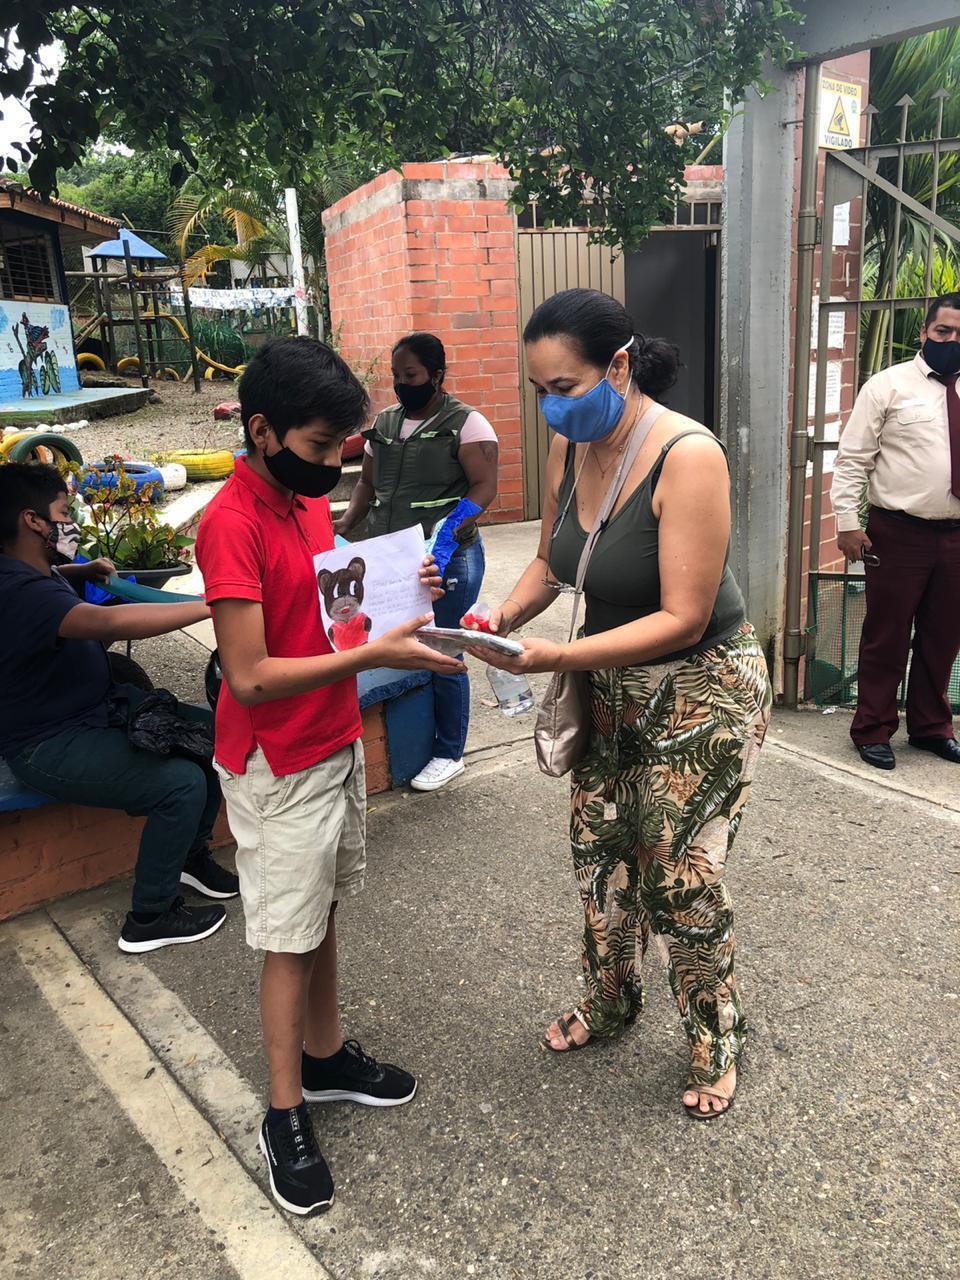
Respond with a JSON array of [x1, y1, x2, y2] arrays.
[[0, 176, 120, 228]]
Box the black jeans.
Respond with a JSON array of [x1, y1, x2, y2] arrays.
[[7, 684, 221, 914]]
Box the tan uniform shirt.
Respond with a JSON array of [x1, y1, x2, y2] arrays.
[[830, 352, 960, 532]]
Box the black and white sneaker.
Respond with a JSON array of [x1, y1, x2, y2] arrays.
[[118, 897, 226, 953], [301, 1040, 417, 1107], [259, 1105, 334, 1216], [180, 851, 240, 899]]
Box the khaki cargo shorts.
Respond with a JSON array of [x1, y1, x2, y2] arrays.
[[214, 741, 365, 953]]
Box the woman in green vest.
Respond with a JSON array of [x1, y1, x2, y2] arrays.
[[335, 332, 499, 791]]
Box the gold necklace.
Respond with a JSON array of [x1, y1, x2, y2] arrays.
[[591, 447, 622, 479]]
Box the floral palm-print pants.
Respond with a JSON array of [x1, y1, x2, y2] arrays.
[[569, 625, 772, 1086]]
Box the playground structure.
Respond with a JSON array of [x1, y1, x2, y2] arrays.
[[69, 228, 256, 392]]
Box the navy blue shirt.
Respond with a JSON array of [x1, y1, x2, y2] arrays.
[[0, 555, 111, 758]]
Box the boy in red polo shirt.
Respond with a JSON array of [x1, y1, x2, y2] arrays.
[[195, 338, 464, 1216]]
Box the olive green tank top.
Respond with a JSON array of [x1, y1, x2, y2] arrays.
[[548, 430, 746, 659]]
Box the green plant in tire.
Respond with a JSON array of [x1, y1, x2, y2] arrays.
[[79, 456, 193, 570]]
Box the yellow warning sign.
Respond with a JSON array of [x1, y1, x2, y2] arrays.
[[819, 77, 862, 150], [828, 97, 850, 138]]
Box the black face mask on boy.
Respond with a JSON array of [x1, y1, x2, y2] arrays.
[[264, 444, 342, 498]]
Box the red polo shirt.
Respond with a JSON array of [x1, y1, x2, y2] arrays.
[[195, 458, 362, 776]]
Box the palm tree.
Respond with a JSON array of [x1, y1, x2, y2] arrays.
[[167, 151, 366, 311], [860, 28, 960, 376]]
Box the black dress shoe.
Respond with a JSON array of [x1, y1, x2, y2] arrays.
[[856, 743, 896, 770], [908, 735, 960, 762]]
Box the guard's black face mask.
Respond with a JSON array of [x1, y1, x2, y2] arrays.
[[923, 337, 960, 378]]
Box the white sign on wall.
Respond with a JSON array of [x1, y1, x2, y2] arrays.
[[812, 296, 847, 350], [808, 360, 843, 419], [832, 201, 851, 246], [819, 77, 863, 151]]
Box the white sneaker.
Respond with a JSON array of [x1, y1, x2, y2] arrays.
[[409, 756, 465, 792]]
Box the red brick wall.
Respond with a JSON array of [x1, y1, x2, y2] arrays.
[[0, 704, 391, 922], [323, 160, 523, 523], [361, 703, 390, 796], [0, 806, 233, 923]]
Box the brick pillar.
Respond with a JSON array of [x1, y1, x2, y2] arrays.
[[323, 160, 523, 523]]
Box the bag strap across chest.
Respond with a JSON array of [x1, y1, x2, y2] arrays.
[[554, 398, 666, 642]]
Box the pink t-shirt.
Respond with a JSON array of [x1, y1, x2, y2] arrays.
[[363, 409, 497, 456]]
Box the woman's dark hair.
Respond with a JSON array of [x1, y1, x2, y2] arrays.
[[523, 288, 679, 399], [392, 332, 446, 383], [0, 462, 67, 547], [239, 336, 370, 449]]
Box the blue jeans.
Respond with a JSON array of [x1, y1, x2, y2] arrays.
[[431, 538, 485, 759], [7, 684, 221, 914]]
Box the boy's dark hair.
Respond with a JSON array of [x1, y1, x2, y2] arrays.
[[0, 462, 67, 548], [239, 337, 370, 451], [924, 293, 960, 327]]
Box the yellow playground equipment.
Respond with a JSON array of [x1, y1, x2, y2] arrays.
[[71, 230, 254, 393], [142, 310, 246, 378]]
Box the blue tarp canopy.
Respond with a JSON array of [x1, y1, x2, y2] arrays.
[[88, 226, 167, 261]]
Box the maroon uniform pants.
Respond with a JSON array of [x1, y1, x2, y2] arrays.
[[852, 507, 960, 744]]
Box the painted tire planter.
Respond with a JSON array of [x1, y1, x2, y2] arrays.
[[155, 448, 235, 481], [80, 461, 165, 499], [6, 432, 83, 466], [158, 462, 188, 491], [0, 431, 52, 463], [114, 562, 192, 590]]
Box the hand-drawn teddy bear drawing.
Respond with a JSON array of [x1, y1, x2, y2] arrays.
[[317, 556, 372, 650]]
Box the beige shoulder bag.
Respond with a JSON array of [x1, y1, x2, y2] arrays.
[[534, 399, 663, 777]]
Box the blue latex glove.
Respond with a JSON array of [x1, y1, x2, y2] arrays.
[[426, 498, 482, 575]]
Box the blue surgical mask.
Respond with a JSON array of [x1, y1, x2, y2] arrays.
[[539, 345, 630, 442]]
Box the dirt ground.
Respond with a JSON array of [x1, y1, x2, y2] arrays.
[[71, 377, 241, 463]]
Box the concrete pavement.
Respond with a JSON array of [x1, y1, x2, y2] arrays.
[[1, 522, 957, 1279]]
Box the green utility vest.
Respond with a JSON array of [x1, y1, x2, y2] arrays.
[[362, 394, 477, 543]]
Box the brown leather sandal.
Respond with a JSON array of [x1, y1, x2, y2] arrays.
[[541, 1009, 591, 1053], [682, 1080, 736, 1121]]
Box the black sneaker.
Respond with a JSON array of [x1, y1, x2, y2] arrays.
[[259, 1105, 334, 1216], [301, 1040, 417, 1107], [180, 851, 240, 899], [118, 897, 226, 953]]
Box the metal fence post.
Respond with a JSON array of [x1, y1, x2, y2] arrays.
[[783, 61, 822, 710]]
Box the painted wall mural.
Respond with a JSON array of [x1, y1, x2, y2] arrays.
[[0, 301, 80, 402]]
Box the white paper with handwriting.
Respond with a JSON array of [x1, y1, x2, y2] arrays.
[[313, 526, 432, 652]]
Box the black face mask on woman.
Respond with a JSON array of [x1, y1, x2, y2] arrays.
[[394, 380, 437, 413], [264, 444, 342, 498]]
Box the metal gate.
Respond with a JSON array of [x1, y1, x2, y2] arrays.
[[784, 67, 960, 707], [516, 206, 721, 519], [516, 229, 625, 519]]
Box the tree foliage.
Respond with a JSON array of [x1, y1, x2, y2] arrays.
[[3, 1, 799, 249], [57, 152, 182, 257]]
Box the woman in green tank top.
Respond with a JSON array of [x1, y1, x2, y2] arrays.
[[467, 289, 772, 1120]]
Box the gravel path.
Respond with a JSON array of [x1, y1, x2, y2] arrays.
[[68, 378, 242, 464]]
